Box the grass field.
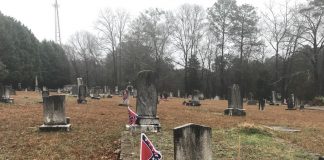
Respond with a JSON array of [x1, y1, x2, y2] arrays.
[[0, 91, 323, 159]]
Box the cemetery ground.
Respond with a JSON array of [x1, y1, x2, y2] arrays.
[[0, 92, 324, 159]]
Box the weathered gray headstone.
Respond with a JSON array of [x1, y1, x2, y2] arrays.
[[224, 84, 246, 116], [136, 70, 158, 116], [287, 94, 296, 110], [174, 123, 212, 160], [39, 95, 71, 131], [77, 85, 87, 104], [18, 83, 22, 91], [270, 91, 279, 105], [115, 86, 119, 95], [247, 92, 257, 105], [90, 87, 101, 99], [35, 76, 39, 92], [177, 89, 180, 98], [77, 78, 83, 87], [4, 86, 10, 99], [132, 70, 160, 132], [192, 90, 201, 105], [1, 86, 14, 103]]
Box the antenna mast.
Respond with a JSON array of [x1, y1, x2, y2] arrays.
[[54, 0, 62, 45]]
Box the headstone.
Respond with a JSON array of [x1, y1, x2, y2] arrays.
[[2, 86, 14, 103], [192, 90, 201, 105], [173, 123, 212, 160], [183, 90, 201, 106], [77, 85, 87, 104], [177, 89, 180, 98], [42, 88, 50, 98], [115, 86, 119, 95], [90, 87, 100, 99], [131, 70, 160, 132], [287, 94, 296, 110], [104, 85, 109, 94], [3, 86, 8, 99], [57, 88, 61, 94], [35, 76, 39, 92], [270, 91, 279, 105], [77, 77, 83, 95], [39, 95, 71, 131], [77, 78, 83, 87], [224, 84, 246, 116], [17, 83, 22, 91], [170, 92, 173, 98], [247, 92, 257, 105], [214, 96, 220, 100]]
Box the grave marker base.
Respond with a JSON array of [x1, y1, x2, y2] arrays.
[[39, 124, 71, 132], [224, 108, 246, 116], [125, 124, 160, 132], [1, 98, 14, 103], [77, 99, 87, 104], [126, 117, 161, 132]]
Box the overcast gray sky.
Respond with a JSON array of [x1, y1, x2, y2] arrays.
[[0, 0, 305, 44]]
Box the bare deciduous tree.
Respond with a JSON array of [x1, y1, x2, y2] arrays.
[[172, 4, 206, 95], [68, 31, 100, 85], [96, 8, 130, 88]]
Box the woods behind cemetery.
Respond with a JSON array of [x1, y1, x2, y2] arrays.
[[0, 0, 324, 102]]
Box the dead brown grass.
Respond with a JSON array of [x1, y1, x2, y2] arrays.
[[0, 91, 323, 159]]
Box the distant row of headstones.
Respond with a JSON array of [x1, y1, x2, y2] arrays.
[[1, 70, 312, 159]]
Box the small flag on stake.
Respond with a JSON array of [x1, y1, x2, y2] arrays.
[[128, 106, 138, 125], [140, 133, 162, 160]]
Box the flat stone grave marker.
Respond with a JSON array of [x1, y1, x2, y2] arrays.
[[224, 84, 246, 116], [264, 126, 301, 132], [174, 123, 212, 160], [39, 95, 71, 131]]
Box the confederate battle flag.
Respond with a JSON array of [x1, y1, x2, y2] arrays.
[[128, 106, 138, 125], [140, 133, 162, 160]]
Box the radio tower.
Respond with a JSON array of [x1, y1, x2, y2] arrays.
[[54, 0, 62, 45]]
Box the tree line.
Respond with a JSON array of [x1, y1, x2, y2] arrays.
[[0, 0, 323, 101]]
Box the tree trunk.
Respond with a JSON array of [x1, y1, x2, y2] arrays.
[[220, 28, 225, 98]]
